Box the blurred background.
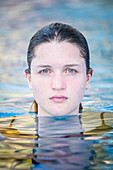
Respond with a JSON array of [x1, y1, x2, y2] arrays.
[[0, 0, 113, 116]]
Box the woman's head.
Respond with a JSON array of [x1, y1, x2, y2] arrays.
[[27, 23, 90, 74], [26, 23, 93, 117]]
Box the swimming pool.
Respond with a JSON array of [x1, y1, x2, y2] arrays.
[[0, 0, 113, 169]]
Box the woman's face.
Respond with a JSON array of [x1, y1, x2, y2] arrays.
[[26, 41, 91, 116]]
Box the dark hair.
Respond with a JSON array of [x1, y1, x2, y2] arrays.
[[26, 22, 90, 74]]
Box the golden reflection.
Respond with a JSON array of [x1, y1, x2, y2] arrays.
[[0, 111, 112, 140], [30, 100, 38, 113], [0, 115, 38, 169], [0, 115, 38, 139], [0, 111, 113, 169], [82, 112, 113, 136]]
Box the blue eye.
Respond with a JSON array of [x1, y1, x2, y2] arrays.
[[42, 69, 49, 73], [39, 69, 52, 75], [68, 69, 75, 73], [65, 68, 77, 74]]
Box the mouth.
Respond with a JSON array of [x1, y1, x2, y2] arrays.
[[49, 96, 68, 103]]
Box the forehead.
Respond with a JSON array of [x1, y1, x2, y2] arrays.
[[32, 41, 85, 67]]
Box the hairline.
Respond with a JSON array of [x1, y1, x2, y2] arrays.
[[28, 40, 88, 75]]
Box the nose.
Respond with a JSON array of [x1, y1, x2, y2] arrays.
[[51, 74, 66, 90]]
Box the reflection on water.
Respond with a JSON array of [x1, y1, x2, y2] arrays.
[[0, 112, 113, 169], [0, 0, 113, 114]]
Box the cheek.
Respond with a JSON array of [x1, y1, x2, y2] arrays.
[[31, 77, 49, 94], [68, 76, 86, 88], [67, 76, 87, 95]]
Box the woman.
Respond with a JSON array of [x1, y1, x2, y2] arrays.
[[25, 22, 93, 116]]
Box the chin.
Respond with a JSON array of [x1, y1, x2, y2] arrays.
[[39, 105, 78, 117], [48, 109, 73, 117]]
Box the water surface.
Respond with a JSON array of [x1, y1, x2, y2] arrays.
[[0, 0, 113, 114], [0, 112, 113, 169]]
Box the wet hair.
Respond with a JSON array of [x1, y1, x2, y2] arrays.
[[26, 22, 90, 74]]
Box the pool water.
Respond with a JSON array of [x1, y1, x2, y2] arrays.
[[0, 0, 113, 114], [0, 112, 113, 169], [0, 0, 113, 169]]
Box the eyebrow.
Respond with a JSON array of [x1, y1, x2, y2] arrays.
[[36, 64, 81, 68], [64, 64, 81, 67], [36, 65, 52, 68]]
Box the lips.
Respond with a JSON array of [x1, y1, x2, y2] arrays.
[[49, 96, 68, 103]]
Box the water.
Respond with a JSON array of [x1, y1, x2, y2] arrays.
[[0, 0, 113, 169], [0, 112, 113, 169], [0, 0, 113, 114]]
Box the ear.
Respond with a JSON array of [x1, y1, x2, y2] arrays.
[[25, 70, 32, 90], [85, 68, 93, 89]]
